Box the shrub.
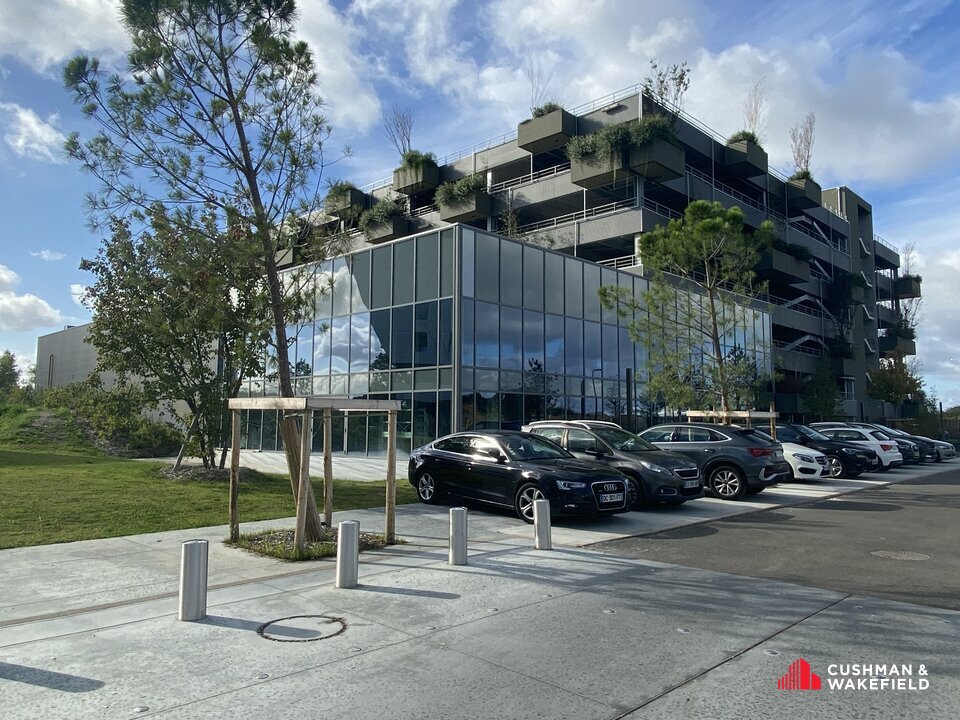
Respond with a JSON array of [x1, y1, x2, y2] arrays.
[[565, 114, 676, 163], [397, 149, 437, 171], [358, 198, 406, 234], [727, 129, 760, 145], [778, 241, 812, 262], [789, 169, 814, 182], [325, 180, 358, 204], [434, 173, 487, 206], [531, 102, 563, 118]]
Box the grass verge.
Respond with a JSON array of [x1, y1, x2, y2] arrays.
[[0, 446, 417, 549], [227, 527, 399, 561]]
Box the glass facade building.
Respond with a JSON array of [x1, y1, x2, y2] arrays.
[[239, 226, 772, 455]]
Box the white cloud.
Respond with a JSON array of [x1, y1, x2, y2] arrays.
[[0, 264, 18, 292], [0, 1, 127, 72], [30, 250, 67, 261], [0, 103, 66, 163], [0, 264, 64, 331], [70, 284, 87, 308]]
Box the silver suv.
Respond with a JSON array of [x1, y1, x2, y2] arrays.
[[522, 420, 703, 509], [638, 423, 792, 500]]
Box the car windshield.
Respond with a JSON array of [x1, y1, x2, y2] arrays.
[[501, 434, 571, 461], [793, 424, 831, 441], [736, 429, 776, 445], [592, 427, 659, 452]]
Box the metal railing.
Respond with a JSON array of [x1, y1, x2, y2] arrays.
[[873, 234, 899, 254], [489, 162, 571, 193], [686, 165, 766, 212], [409, 203, 438, 218], [516, 199, 635, 234], [773, 340, 824, 357], [598, 255, 640, 270], [643, 196, 682, 219]]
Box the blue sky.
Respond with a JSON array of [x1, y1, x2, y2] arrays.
[[1, 0, 958, 404]]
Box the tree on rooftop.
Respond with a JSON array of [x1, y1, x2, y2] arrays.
[[600, 201, 775, 420], [63, 0, 347, 540]]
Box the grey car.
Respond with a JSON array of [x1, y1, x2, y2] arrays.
[[638, 423, 792, 499], [522, 420, 703, 509]]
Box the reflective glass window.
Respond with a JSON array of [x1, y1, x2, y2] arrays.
[[461, 229, 475, 298], [313, 320, 332, 376], [523, 246, 544, 311], [369, 309, 390, 370], [565, 318, 584, 376], [544, 252, 564, 314], [416, 234, 439, 301], [544, 314, 564, 375], [413, 392, 437, 448], [602, 324, 619, 378], [393, 239, 414, 305], [564, 257, 583, 318], [500, 306, 523, 371], [501, 393, 523, 428], [583, 263, 601, 321], [332, 257, 351, 316], [500, 239, 523, 308], [350, 311, 370, 373], [439, 298, 453, 366], [437, 391, 452, 437], [371, 246, 392, 309], [474, 301, 499, 368], [414, 302, 438, 367], [601, 268, 619, 324], [330, 316, 350, 374], [314, 260, 334, 318], [350, 251, 371, 313], [295, 324, 313, 376], [461, 298, 474, 366], [440, 229, 454, 297], [523, 310, 544, 370], [583, 322, 601, 378], [391, 304, 413, 368], [475, 233, 499, 303]]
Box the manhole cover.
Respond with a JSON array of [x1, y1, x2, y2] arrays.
[[870, 550, 930, 561], [257, 614, 347, 643]]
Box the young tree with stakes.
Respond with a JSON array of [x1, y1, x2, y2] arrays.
[[64, 0, 347, 540]]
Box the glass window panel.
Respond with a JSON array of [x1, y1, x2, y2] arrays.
[[369, 309, 390, 370], [330, 374, 347, 395], [619, 326, 635, 377], [413, 392, 438, 447], [416, 233, 439, 301], [440, 229, 454, 297], [544, 252, 565, 314], [350, 251, 371, 313], [294, 376, 312, 395], [500, 239, 523, 308], [262, 410, 278, 451], [414, 301, 438, 367], [437, 391, 452, 437], [439, 367, 453, 389], [523, 246, 544, 311], [523, 310, 544, 371], [500, 306, 523, 371], [583, 263, 602, 322], [461, 391, 476, 431], [500, 371, 523, 392], [584, 322, 601, 378], [393, 239, 414, 305], [370, 371, 389, 392], [475, 232, 500, 303], [349, 312, 370, 373], [393, 392, 413, 455], [564, 257, 583, 318], [602, 324, 619, 378], [295, 323, 313, 375], [461, 229, 475, 298], [438, 298, 453, 366], [474, 391, 499, 429], [501, 393, 523, 428], [460, 367, 473, 391], [475, 369, 498, 392], [330, 316, 350, 374], [565, 318, 584, 376], [391, 304, 413, 368], [391, 370, 412, 391], [349, 372, 369, 395], [314, 260, 334, 318], [313, 375, 329, 395], [460, 298, 474, 367], [332, 257, 351, 316], [371, 246, 392, 309], [601, 268, 619, 324], [313, 321, 332, 377], [524, 395, 545, 424], [414, 368, 438, 390], [544, 314, 564, 375], [474, 301, 500, 368]]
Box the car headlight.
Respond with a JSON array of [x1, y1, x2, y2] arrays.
[[792, 453, 815, 463], [840, 448, 858, 455], [638, 460, 671, 474], [555, 480, 587, 491]]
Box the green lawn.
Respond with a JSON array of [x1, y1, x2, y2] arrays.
[[0, 446, 417, 549]]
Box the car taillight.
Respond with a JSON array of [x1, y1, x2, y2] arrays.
[[748, 447, 774, 457], [880, 443, 894, 452]]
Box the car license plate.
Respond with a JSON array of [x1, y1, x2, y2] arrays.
[[682, 479, 700, 489], [600, 492, 624, 503]]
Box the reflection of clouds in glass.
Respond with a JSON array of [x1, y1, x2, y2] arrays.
[[313, 321, 331, 375], [350, 313, 371, 372], [330, 316, 350, 373]]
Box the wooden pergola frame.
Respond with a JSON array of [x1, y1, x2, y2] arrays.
[[682, 408, 779, 437], [226, 397, 403, 552]]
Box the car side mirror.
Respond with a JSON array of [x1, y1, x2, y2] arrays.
[[484, 448, 506, 462], [584, 447, 603, 457]]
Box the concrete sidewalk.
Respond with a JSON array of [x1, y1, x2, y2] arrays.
[[2, 491, 958, 719]]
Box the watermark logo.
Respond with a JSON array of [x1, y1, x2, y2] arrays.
[[777, 658, 821, 690]]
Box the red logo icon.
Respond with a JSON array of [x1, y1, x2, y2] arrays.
[[777, 658, 822, 690]]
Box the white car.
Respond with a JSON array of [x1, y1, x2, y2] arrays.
[[813, 426, 903, 470], [755, 431, 828, 480]]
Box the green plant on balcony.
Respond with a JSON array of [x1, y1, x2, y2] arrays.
[[900, 272, 922, 283], [565, 114, 676, 163], [358, 198, 405, 236], [523, 102, 564, 122], [397, 149, 437, 172], [727, 129, 761, 146], [434, 173, 487, 206], [774, 239, 812, 262], [326, 179, 357, 204], [789, 168, 815, 183], [888, 323, 917, 340]]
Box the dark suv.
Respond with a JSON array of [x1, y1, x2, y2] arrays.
[[522, 420, 703, 508], [775, 423, 879, 478], [638, 423, 792, 499]]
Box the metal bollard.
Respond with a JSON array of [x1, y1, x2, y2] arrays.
[[533, 498, 552, 550], [336, 520, 360, 589], [449, 507, 468, 565], [178, 539, 209, 621]]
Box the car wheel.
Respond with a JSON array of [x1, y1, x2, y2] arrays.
[[625, 476, 644, 510], [415, 471, 440, 504], [514, 482, 546, 524], [935, 450, 943, 463], [707, 465, 746, 500], [826, 455, 845, 479]]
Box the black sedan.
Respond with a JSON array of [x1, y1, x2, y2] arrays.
[[775, 423, 879, 478], [408, 431, 629, 523]]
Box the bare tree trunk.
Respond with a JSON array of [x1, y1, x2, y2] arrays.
[[279, 415, 325, 539], [175, 412, 200, 470]]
